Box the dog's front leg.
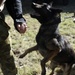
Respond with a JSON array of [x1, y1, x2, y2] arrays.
[[19, 45, 38, 58], [41, 59, 46, 75], [41, 57, 48, 75], [41, 52, 55, 75]]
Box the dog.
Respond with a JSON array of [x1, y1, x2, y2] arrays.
[[49, 35, 75, 75], [19, 3, 75, 75]]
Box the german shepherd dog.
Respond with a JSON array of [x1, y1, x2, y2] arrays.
[[19, 2, 75, 75]]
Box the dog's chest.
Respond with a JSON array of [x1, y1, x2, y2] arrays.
[[36, 25, 51, 51], [36, 24, 59, 51], [36, 25, 57, 57], [36, 24, 58, 45]]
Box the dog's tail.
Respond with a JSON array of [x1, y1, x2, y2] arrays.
[[19, 45, 38, 58]]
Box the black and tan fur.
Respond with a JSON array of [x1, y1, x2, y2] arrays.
[[19, 3, 75, 75]]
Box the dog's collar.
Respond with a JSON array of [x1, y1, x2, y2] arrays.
[[43, 18, 61, 25]]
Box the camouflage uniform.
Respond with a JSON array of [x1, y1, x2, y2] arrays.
[[0, 14, 17, 75], [0, 16, 17, 75], [0, 1, 17, 75]]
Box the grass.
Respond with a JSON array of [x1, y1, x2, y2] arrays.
[[3, 9, 75, 75]]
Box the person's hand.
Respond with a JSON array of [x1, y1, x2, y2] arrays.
[[15, 22, 27, 33]]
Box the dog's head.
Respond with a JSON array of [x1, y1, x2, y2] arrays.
[[31, 2, 62, 24]]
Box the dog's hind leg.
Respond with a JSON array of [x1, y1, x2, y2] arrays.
[[49, 61, 58, 75], [41, 50, 59, 75], [63, 63, 72, 75], [19, 45, 38, 58]]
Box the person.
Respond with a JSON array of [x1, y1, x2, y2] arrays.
[[0, 0, 26, 75], [5, 0, 27, 33]]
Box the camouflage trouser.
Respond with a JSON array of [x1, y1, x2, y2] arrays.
[[0, 17, 17, 75]]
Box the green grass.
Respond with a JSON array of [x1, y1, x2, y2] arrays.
[[4, 12, 75, 75]]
